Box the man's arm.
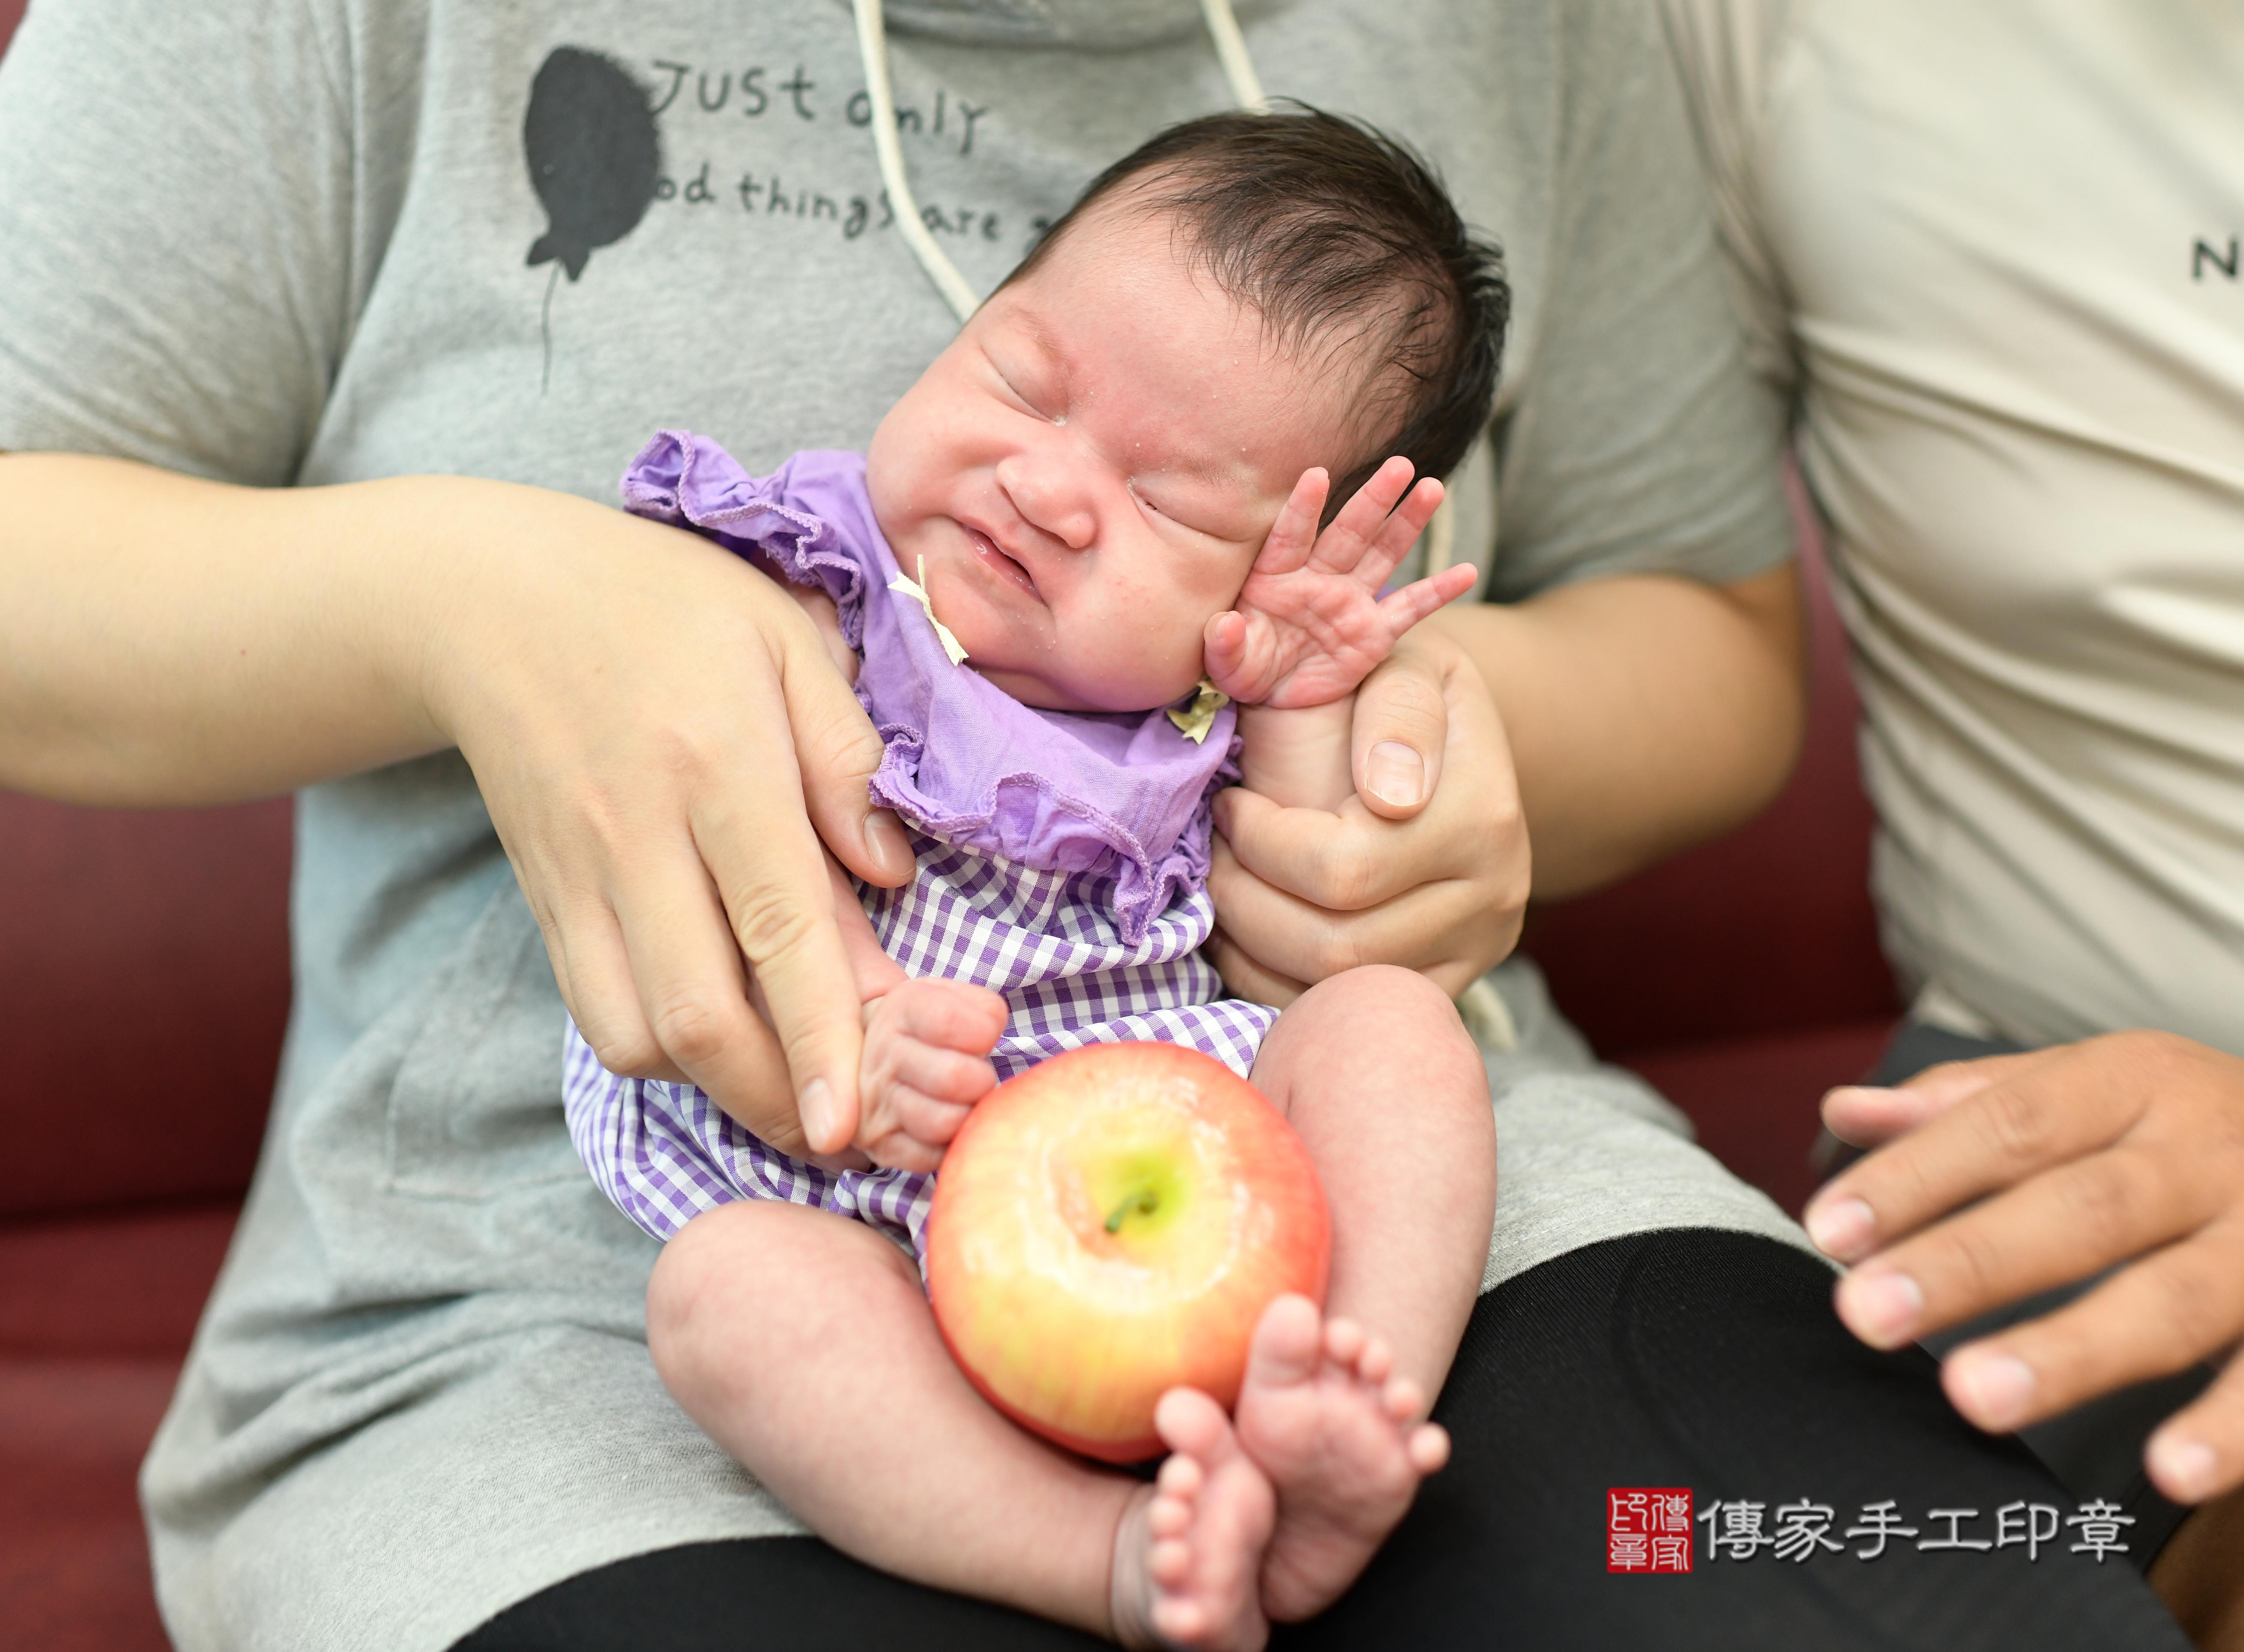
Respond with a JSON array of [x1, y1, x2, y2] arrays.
[[1431, 560, 1804, 899]]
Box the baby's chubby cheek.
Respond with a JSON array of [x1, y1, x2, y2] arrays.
[[1049, 600, 1220, 712]]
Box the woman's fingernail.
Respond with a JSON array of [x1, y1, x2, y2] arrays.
[[1365, 741, 1424, 808], [2149, 1434, 2220, 1502], [1806, 1196, 1876, 1259], [1949, 1351, 2036, 1430], [864, 809, 910, 874], [799, 1078, 838, 1148], [1839, 1269, 1923, 1346]]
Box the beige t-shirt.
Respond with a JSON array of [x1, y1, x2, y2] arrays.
[[1665, 0, 2244, 1053]]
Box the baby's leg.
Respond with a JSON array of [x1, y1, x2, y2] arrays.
[[649, 1200, 1280, 1649], [1238, 965, 1495, 1621]]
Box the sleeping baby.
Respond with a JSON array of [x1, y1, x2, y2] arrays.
[[565, 108, 1509, 1652]]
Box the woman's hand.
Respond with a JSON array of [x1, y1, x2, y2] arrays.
[[418, 481, 916, 1157], [0, 456, 911, 1156], [1207, 626, 1528, 1006], [1805, 1032, 2244, 1504]]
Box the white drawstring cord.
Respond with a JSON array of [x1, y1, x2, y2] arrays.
[[852, 0, 982, 324], [1199, 0, 1270, 114], [851, 0, 1271, 326]]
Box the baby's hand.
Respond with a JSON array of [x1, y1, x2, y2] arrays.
[[854, 977, 1009, 1173], [1204, 458, 1476, 708]]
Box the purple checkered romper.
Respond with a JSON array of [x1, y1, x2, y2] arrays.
[[563, 436, 1279, 1260]]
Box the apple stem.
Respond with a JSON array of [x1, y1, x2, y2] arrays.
[[1104, 1189, 1159, 1234]]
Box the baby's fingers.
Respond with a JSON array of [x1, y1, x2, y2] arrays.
[[1311, 457, 1418, 574], [1352, 477, 1447, 592], [1252, 469, 1330, 578], [1372, 562, 1477, 639], [890, 977, 1010, 1055], [1204, 608, 1280, 704]]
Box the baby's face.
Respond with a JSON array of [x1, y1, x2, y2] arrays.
[[866, 203, 1365, 713]]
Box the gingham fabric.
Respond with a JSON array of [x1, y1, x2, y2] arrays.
[[564, 829, 1278, 1257]]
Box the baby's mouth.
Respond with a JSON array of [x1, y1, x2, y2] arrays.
[[962, 526, 1039, 598]]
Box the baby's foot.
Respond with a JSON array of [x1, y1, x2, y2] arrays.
[[1233, 1294, 1449, 1623], [1111, 1388, 1276, 1652], [854, 976, 1007, 1171]]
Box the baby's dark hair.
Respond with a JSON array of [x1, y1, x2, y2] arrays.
[[1005, 105, 1509, 505]]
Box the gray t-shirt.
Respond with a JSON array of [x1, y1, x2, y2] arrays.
[[0, 2, 1793, 1646]]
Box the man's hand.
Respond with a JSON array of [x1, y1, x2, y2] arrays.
[[1207, 626, 1527, 1006], [1204, 460, 1476, 708], [1805, 1032, 2244, 1504]]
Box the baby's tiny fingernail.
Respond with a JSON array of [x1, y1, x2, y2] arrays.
[[2149, 1434, 2220, 1501], [1949, 1351, 2036, 1430], [1366, 741, 1424, 808], [1839, 1269, 1923, 1346], [1805, 1195, 1876, 1259]]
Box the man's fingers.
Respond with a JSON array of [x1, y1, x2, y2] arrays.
[[776, 614, 915, 890], [2148, 1348, 2244, 1504], [1934, 1222, 2244, 1446], [1346, 642, 1455, 820], [1830, 1141, 2215, 1349], [1214, 788, 1413, 911], [1205, 925, 1308, 1010], [1209, 822, 1485, 986], [1822, 1052, 2043, 1147], [1803, 1045, 2148, 1264]]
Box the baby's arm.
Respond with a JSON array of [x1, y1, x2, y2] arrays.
[[1207, 459, 1475, 811]]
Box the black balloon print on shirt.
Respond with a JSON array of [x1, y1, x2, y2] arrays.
[[524, 47, 661, 391]]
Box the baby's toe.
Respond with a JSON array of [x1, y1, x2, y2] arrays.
[[1244, 1295, 1325, 1390], [1155, 1386, 1232, 1462], [1407, 1423, 1451, 1475], [1322, 1317, 1366, 1369], [1379, 1374, 1424, 1425]]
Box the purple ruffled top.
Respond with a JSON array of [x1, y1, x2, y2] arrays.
[[622, 431, 1240, 944]]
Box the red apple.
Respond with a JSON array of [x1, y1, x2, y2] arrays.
[[925, 1041, 1331, 1464]]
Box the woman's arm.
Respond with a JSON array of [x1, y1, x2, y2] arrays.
[[0, 450, 914, 1155]]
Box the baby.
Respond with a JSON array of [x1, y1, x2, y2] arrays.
[[565, 110, 1507, 1650]]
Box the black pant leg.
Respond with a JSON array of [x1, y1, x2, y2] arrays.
[[1280, 1230, 2188, 1651], [454, 1230, 2188, 1651], [451, 1534, 1106, 1651]]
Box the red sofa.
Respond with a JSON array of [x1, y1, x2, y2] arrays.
[[0, 5, 1896, 1640]]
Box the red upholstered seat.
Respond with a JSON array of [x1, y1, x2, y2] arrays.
[[0, 0, 1893, 1630]]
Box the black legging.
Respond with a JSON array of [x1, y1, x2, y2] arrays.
[[453, 1229, 2188, 1649]]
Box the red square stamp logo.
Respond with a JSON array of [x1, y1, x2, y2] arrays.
[[1608, 1488, 1694, 1573]]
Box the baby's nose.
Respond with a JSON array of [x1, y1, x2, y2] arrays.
[[996, 454, 1096, 551]]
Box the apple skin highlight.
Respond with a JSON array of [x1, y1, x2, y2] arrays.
[[925, 1042, 1331, 1463]]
